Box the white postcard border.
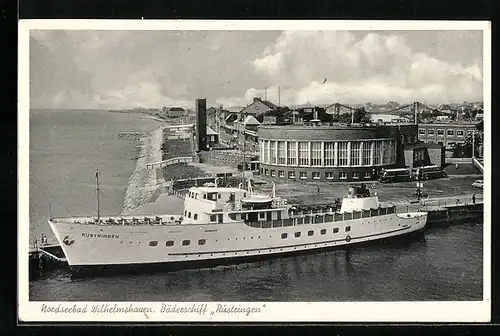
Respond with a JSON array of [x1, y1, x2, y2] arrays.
[[18, 20, 491, 323]]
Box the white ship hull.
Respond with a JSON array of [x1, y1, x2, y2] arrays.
[[49, 211, 427, 277]]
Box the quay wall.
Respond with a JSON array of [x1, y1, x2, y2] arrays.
[[121, 127, 164, 214]]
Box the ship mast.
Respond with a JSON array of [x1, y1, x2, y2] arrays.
[[95, 170, 100, 221]]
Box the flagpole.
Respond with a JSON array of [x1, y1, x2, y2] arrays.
[[96, 170, 100, 221]]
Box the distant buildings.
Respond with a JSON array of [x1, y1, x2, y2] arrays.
[[161, 106, 186, 118], [418, 122, 481, 150]]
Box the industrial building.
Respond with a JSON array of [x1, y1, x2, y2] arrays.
[[418, 122, 482, 150]]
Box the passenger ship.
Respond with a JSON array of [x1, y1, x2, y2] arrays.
[[48, 181, 428, 277]]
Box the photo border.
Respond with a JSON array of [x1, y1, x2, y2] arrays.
[[18, 19, 492, 323]]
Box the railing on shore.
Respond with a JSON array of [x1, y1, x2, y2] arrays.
[[147, 156, 193, 170], [472, 158, 484, 173]]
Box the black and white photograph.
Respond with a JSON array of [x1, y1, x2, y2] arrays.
[[18, 20, 490, 322]]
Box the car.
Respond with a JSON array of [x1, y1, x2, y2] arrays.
[[472, 180, 484, 188]]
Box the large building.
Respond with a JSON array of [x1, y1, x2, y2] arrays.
[[257, 122, 422, 182], [418, 122, 481, 150]]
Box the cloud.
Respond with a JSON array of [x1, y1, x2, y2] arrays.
[[251, 31, 483, 104]]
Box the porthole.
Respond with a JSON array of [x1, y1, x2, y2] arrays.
[[333, 227, 339, 233], [320, 229, 327, 235], [193, 214, 198, 220], [308, 230, 314, 236], [281, 233, 288, 239], [166, 240, 174, 247], [149, 241, 158, 247], [198, 239, 206, 245], [295, 232, 301, 238], [182, 240, 190, 246]]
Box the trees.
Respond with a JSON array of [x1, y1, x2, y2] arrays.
[[451, 132, 483, 158], [335, 107, 370, 123]]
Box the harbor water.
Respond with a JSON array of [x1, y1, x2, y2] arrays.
[[28, 109, 483, 301]]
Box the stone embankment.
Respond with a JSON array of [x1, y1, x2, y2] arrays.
[[121, 127, 164, 214]]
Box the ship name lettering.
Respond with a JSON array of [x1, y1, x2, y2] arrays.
[[81, 233, 120, 239]]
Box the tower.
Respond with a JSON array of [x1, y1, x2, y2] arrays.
[[196, 98, 207, 151]]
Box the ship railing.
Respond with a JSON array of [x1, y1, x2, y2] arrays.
[[65, 215, 183, 226], [244, 205, 397, 228]]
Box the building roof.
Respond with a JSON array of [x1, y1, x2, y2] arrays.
[[206, 126, 218, 135], [225, 113, 238, 123], [168, 107, 185, 111]]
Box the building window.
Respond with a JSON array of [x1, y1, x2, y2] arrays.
[[437, 129, 444, 136], [193, 214, 198, 220], [149, 241, 158, 247], [287, 142, 297, 165], [281, 233, 287, 239], [295, 232, 301, 238], [320, 229, 327, 235], [364, 171, 371, 179], [324, 142, 335, 166], [298, 142, 309, 166], [457, 130, 464, 136], [288, 171, 296, 179], [373, 141, 381, 165], [312, 172, 320, 180], [311, 142, 322, 166], [345, 226, 351, 232], [352, 172, 359, 179], [308, 230, 314, 236], [350, 142, 361, 166], [278, 170, 284, 178], [198, 239, 206, 245], [188, 212, 191, 218], [447, 129, 454, 136], [300, 171, 307, 180], [427, 129, 435, 135], [277, 141, 286, 164], [467, 130, 473, 135], [262, 140, 269, 164], [210, 215, 216, 222], [270, 170, 276, 177], [362, 141, 371, 166], [182, 240, 190, 246], [326, 172, 334, 180], [166, 240, 174, 247], [259, 212, 265, 219], [264, 169, 269, 176], [419, 129, 426, 135], [337, 142, 348, 166], [270, 141, 277, 164], [333, 227, 339, 233], [382, 140, 391, 165], [339, 172, 347, 180]]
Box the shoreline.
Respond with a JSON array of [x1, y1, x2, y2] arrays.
[[121, 127, 164, 215]]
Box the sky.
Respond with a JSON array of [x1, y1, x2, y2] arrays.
[[29, 30, 484, 110]]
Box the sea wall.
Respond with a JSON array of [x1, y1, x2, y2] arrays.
[[121, 127, 164, 214]]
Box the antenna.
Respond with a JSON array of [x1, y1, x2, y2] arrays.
[[264, 86, 267, 101], [95, 170, 100, 221], [48, 202, 52, 220], [278, 86, 281, 106]]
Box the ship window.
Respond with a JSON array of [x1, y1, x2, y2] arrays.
[[345, 226, 351, 232], [188, 212, 191, 218], [203, 194, 207, 199], [149, 241, 158, 247], [193, 214, 198, 220], [166, 240, 174, 247], [320, 229, 327, 235], [218, 193, 221, 199], [182, 240, 190, 246], [198, 239, 206, 245], [195, 193, 198, 199], [260, 212, 265, 219], [281, 233, 287, 239], [184, 210, 187, 216], [308, 230, 314, 236], [210, 215, 216, 222], [333, 227, 339, 233], [295, 232, 301, 238]]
